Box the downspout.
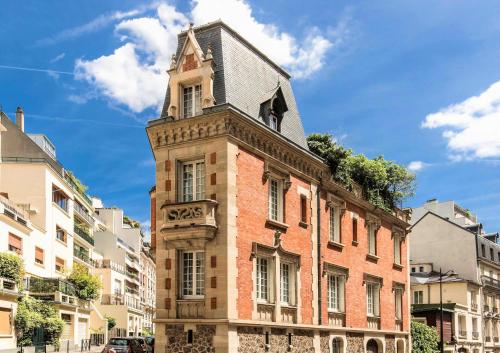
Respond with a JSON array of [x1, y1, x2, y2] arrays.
[[317, 184, 322, 326]]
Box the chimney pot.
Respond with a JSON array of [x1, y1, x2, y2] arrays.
[[15, 106, 24, 132]]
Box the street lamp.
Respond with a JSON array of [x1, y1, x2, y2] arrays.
[[440, 268, 456, 353]]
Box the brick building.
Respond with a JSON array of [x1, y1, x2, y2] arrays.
[[147, 21, 410, 353]]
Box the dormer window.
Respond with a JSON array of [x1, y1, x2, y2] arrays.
[[270, 114, 278, 130], [182, 84, 202, 118], [260, 85, 288, 133]]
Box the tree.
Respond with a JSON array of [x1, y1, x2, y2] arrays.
[[411, 321, 439, 353], [105, 316, 116, 331], [306, 133, 416, 211], [15, 296, 64, 348], [0, 252, 24, 286], [67, 263, 101, 300]]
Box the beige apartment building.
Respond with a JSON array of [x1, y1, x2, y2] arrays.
[[93, 206, 156, 337], [411, 199, 500, 353], [0, 108, 107, 351]]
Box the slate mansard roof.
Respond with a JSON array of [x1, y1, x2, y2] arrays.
[[160, 21, 308, 149]]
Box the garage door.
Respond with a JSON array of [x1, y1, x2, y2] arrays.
[[77, 318, 88, 343]]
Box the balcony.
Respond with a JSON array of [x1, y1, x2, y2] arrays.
[[280, 306, 297, 324], [73, 202, 94, 225], [95, 259, 125, 273], [471, 303, 478, 312], [367, 316, 381, 330], [64, 173, 92, 206], [101, 294, 124, 305], [160, 200, 218, 249], [472, 332, 479, 340], [27, 277, 77, 305], [74, 224, 94, 246], [486, 336, 492, 343], [459, 330, 467, 338], [328, 312, 346, 327], [482, 275, 500, 290], [0, 195, 29, 228], [73, 247, 92, 265], [125, 287, 139, 296], [395, 319, 403, 331], [176, 299, 205, 319]]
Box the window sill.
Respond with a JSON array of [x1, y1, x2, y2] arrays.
[[366, 254, 380, 263], [328, 241, 344, 251], [266, 219, 289, 231], [55, 238, 67, 247], [393, 263, 404, 270], [34, 262, 45, 268], [52, 202, 70, 217], [298, 221, 308, 229], [178, 297, 205, 301], [352, 240, 359, 246], [327, 309, 345, 314]]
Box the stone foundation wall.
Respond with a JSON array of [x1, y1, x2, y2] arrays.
[[385, 335, 395, 353], [346, 332, 364, 353], [237, 327, 315, 353], [165, 324, 215, 353], [237, 326, 266, 353], [320, 332, 330, 353]]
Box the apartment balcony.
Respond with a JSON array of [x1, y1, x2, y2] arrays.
[[328, 311, 346, 327], [95, 259, 125, 273], [74, 224, 94, 246], [255, 302, 275, 322], [77, 298, 91, 310], [472, 332, 479, 340], [482, 275, 500, 290], [27, 277, 77, 306], [471, 303, 478, 312], [125, 287, 139, 296], [73, 247, 92, 266], [459, 330, 467, 338], [367, 316, 381, 330], [0, 195, 29, 229], [0, 277, 19, 296], [64, 173, 93, 206], [176, 299, 205, 319], [160, 200, 218, 249], [101, 294, 124, 305], [280, 306, 297, 324], [395, 319, 403, 331], [73, 202, 94, 226]]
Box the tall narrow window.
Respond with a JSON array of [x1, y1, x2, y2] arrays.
[[329, 206, 341, 243], [327, 274, 345, 312], [256, 257, 269, 302], [366, 282, 380, 316], [181, 160, 205, 202], [182, 84, 202, 118], [413, 290, 423, 304], [55, 257, 65, 273], [56, 226, 67, 243], [332, 338, 342, 353], [181, 251, 205, 298], [368, 224, 377, 255], [352, 217, 358, 243], [8, 233, 22, 254], [394, 233, 402, 265], [52, 185, 69, 212], [35, 247, 44, 265], [270, 115, 278, 131], [482, 244, 486, 257], [395, 288, 403, 320], [280, 262, 290, 304], [268, 178, 283, 222], [300, 195, 307, 224]]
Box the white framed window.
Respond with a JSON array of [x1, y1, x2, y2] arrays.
[[395, 288, 403, 320], [268, 177, 284, 222], [256, 257, 270, 302], [413, 290, 423, 304], [181, 160, 205, 202], [182, 84, 202, 118], [366, 282, 380, 317], [327, 274, 345, 312], [332, 338, 343, 353], [280, 262, 296, 306], [329, 206, 341, 243], [180, 251, 205, 298], [270, 115, 278, 130], [368, 224, 377, 255], [394, 233, 402, 264]]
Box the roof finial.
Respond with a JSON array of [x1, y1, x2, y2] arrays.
[[205, 43, 213, 60], [170, 54, 177, 69]]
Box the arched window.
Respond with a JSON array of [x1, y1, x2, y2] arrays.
[[366, 339, 379, 353], [332, 338, 342, 353]]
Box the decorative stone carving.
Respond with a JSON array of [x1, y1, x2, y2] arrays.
[[167, 206, 203, 221], [161, 199, 217, 230], [176, 299, 205, 319]]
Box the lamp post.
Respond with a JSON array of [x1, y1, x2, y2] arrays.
[[440, 268, 455, 353]]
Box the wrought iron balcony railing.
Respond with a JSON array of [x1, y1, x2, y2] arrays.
[[74, 224, 94, 245], [74, 202, 94, 225], [482, 275, 500, 290]]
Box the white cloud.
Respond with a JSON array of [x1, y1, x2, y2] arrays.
[[407, 161, 428, 172], [75, 0, 346, 112], [50, 53, 66, 63], [423, 81, 500, 160]]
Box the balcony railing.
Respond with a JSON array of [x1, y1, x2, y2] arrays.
[[101, 294, 124, 305], [471, 303, 478, 312], [74, 224, 94, 245], [176, 299, 205, 319], [161, 199, 218, 230], [482, 275, 500, 290], [0, 195, 29, 227], [328, 311, 346, 327], [0, 277, 18, 293], [73, 247, 92, 265], [395, 319, 403, 331], [125, 287, 139, 296], [459, 330, 467, 338], [367, 316, 381, 330], [74, 202, 94, 225], [64, 173, 92, 206], [27, 277, 76, 296], [95, 259, 125, 274], [280, 306, 297, 324], [486, 336, 492, 342], [472, 332, 479, 340]]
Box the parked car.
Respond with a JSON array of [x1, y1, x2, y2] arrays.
[[144, 337, 154, 353], [102, 338, 145, 353]]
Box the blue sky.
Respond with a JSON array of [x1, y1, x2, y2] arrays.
[[1, 0, 499, 234]]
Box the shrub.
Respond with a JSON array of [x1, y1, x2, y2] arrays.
[[67, 263, 101, 300], [105, 316, 116, 331], [411, 321, 439, 353], [0, 252, 24, 286]]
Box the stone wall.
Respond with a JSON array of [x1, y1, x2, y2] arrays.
[[237, 327, 315, 353], [346, 332, 364, 353], [237, 326, 266, 353], [320, 332, 330, 353], [385, 335, 395, 353], [165, 324, 215, 353]]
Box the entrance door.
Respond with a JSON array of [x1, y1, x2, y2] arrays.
[[367, 339, 379, 353], [78, 318, 88, 344]]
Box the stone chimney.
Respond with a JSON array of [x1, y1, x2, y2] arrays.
[[15, 106, 24, 132]]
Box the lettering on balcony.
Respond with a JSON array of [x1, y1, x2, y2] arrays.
[[167, 206, 203, 221]]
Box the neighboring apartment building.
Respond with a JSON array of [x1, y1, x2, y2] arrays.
[[410, 199, 500, 353], [410, 263, 482, 353], [0, 108, 107, 350], [147, 22, 410, 353], [93, 206, 156, 337]]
